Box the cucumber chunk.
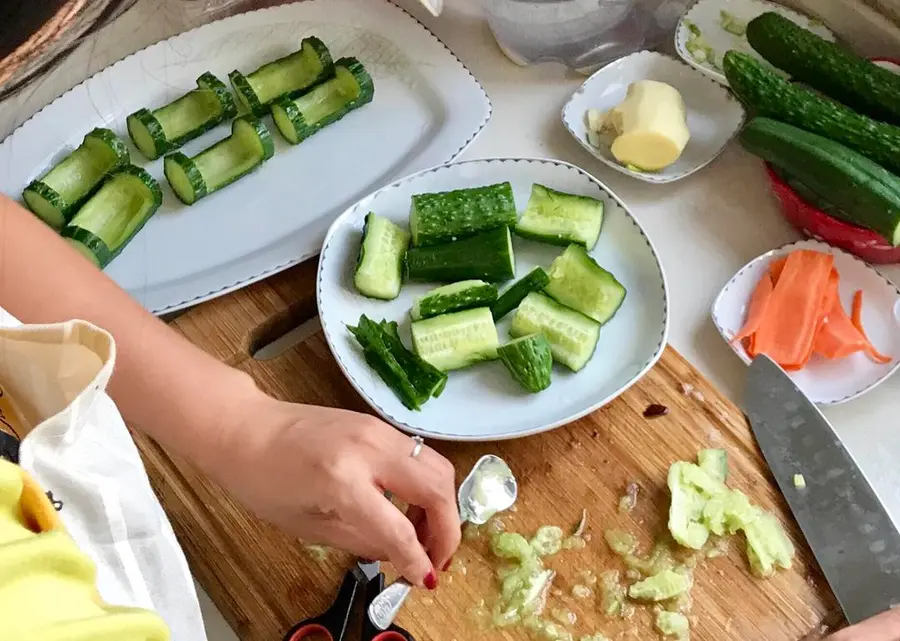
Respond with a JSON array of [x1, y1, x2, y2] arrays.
[[271, 57, 374, 144], [498, 334, 553, 393], [354, 213, 410, 300], [510, 292, 600, 372], [405, 227, 516, 283], [544, 245, 627, 324], [380, 320, 447, 400], [229, 36, 334, 116], [164, 116, 274, 205], [23, 128, 129, 229], [411, 280, 498, 321], [411, 307, 500, 372], [61, 165, 163, 268], [410, 182, 517, 246], [697, 449, 728, 483], [126, 71, 238, 160], [491, 267, 550, 321], [515, 184, 604, 249]]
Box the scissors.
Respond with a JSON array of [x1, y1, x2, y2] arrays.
[[282, 560, 414, 641]]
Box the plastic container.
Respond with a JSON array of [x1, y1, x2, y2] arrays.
[[481, 0, 692, 73], [765, 57, 900, 265]]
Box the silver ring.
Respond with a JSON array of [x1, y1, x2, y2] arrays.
[[410, 436, 424, 459]]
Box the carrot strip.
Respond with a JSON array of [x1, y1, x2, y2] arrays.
[[732, 272, 774, 346], [768, 256, 788, 284], [813, 273, 867, 360], [752, 250, 834, 368], [851, 290, 893, 364]]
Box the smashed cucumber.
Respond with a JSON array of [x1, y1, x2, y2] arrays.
[[405, 227, 516, 283], [510, 292, 600, 372], [515, 183, 604, 249], [409, 182, 517, 247], [498, 334, 553, 393], [411, 280, 498, 321], [354, 213, 409, 301], [491, 267, 550, 321], [411, 307, 500, 372], [544, 245, 626, 324], [628, 568, 692, 601], [23, 128, 129, 229]]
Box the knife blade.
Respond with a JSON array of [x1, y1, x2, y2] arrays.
[[743, 354, 900, 624]]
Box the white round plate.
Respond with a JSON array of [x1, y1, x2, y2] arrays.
[[0, 0, 490, 316], [317, 158, 669, 441], [712, 240, 900, 405], [561, 51, 745, 185], [675, 0, 835, 85]]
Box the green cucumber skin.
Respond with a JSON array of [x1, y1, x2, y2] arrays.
[[127, 72, 238, 159], [510, 292, 600, 372], [229, 70, 265, 116], [723, 51, 900, 174], [498, 334, 553, 393], [63, 228, 111, 267], [491, 267, 550, 321], [746, 12, 900, 125], [354, 212, 410, 301], [740, 118, 900, 245], [514, 183, 604, 249], [164, 153, 207, 205], [544, 245, 627, 325], [273, 57, 374, 145], [23, 128, 129, 224], [405, 227, 516, 284], [379, 320, 447, 401], [349, 315, 423, 410], [412, 282, 499, 321], [410, 182, 517, 247]]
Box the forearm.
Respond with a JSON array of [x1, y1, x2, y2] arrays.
[[0, 194, 258, 471]]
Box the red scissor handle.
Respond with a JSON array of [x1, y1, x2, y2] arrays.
[[371, 632, 409, 641], [286, 623, 334, 641]]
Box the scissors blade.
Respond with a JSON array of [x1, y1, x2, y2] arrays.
[[357, 559, 380, 582]]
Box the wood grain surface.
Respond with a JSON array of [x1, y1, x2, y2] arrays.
[[134, 257, 843, 641]]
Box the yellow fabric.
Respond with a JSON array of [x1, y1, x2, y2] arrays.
[[0, 459, 170, 641]]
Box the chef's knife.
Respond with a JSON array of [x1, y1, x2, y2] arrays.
[[743, 355, 900, 625]]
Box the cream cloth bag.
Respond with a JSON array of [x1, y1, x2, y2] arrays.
[[0, 309, 206, 641]]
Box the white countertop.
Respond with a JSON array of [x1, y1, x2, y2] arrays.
[[2, 1, 899, 638]]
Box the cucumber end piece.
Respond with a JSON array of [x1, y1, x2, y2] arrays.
[[84, 127, 131, 165], [126, 109, 164, 160], [233, 115, 275, 160], [65, 237, 103, 268], [229, 69, 266, 117], [164, 153, 205, 205], [271, 99, 302, 145], [196, 71, 239, 120], [23, 182, 67, 230], [62, 228, 112, 269]]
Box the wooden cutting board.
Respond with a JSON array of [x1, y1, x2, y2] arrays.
[[135, 258, 843, 641]]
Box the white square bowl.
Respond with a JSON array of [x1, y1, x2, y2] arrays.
[[712, 240, 900, 405], [562, 51, 745, 184]]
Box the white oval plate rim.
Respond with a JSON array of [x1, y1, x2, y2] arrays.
[[316, 157, 670, 441]]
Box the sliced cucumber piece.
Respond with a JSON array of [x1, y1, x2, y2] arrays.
[[411, 280, 498, 321], [544, 245, 626, 324], [510, 292, 600, 372], [405, 227, 516, 284], [61, 165, 163, 268], [697, 449, 728, 483], [491, 267, 550, 321], [411, 307, 500, 372], [498, 334, 553, 393], [354, 213, 409, 300], [410, 182, 517, 247], [515, 184, 604, 249], [163, 115, 274, 205], [126, 71, 238, 160], [380, 320, 448, 400], [348, 315, 422, 410], [272, 57, 374, 144], [229, 36, 334, 116], [23, 128, 130, 229]]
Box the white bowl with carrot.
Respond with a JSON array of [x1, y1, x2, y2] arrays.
[[713, 240, 900, 405]]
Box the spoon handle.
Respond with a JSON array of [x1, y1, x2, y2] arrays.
[[367, 579, 412, 630]]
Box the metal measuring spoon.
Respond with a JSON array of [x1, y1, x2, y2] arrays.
[[367, 454, 518, 630]]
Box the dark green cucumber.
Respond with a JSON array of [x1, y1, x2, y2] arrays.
[[723, 51, 900, 174], [229, 36, 334, 116], [515, 184, 604, 249], [740, 117, 900, 245], [498, 334, 553, 393], [348, 315, 422, 410], [405, 227, 516, 283], [409, 182, 517, 246], [746, 12, 900, 125], [411, 307, 500, 372], [23, 128, 129, 229], [769, 165, 849, 220], [380, 320, 447, 400], [510, 292, 600, 372], [491, 267, 550, 321], [411, 280, 498, 321], [544, 245, 626, 324], [163, 116, 275, 205], [354, 213, 410, 300], [271, 57, 374, 145], [126, 72, 238, 160], [61, 165, 163, 268]]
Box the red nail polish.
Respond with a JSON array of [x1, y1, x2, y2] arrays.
[[424, 570, 438, 590], [442, 557, 454, 572]]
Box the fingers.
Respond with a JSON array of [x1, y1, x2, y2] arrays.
[[376, 443, 461, 572], [340, 484, 435, 587], [827, 609, 900, 641]]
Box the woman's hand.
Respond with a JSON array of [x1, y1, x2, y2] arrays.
[[210, 395, 461, 588], [825, 609, 900, 641]]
